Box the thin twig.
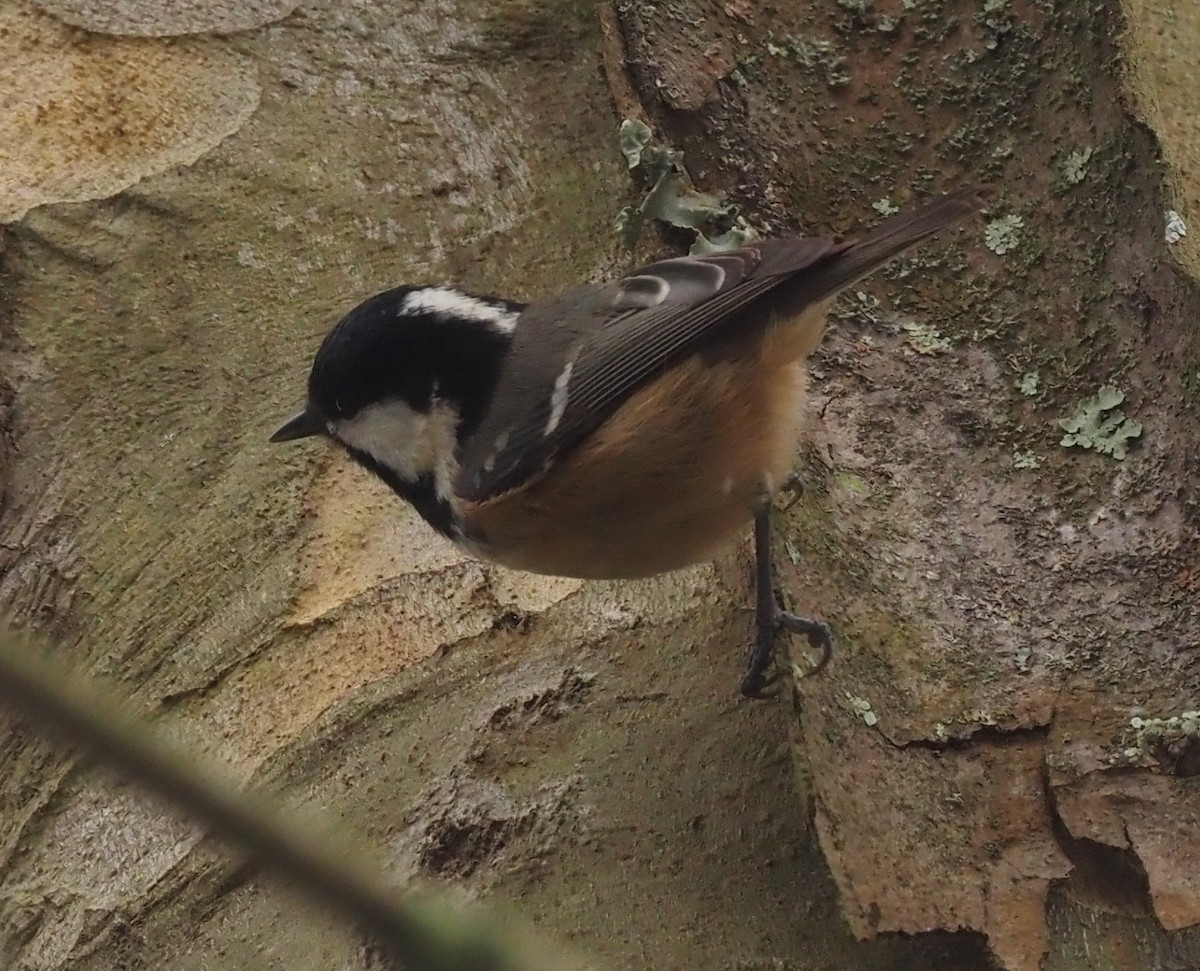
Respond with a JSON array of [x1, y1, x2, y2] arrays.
[[0, 631, 596, 971]]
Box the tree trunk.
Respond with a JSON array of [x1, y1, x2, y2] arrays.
[[0, 0, 1196, 969]]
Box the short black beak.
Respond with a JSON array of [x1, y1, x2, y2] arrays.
[[269, 407, 325, 443]]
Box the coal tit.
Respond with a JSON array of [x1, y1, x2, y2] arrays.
[[271, 187, 986, 695]]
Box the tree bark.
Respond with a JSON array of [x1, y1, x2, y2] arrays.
[[0, 0, 1196, 969]]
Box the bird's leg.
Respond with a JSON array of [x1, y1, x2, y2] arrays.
[[740, 499, 833, 698]]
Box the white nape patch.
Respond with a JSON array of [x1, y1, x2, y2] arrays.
[[401, 287, 519, 334], [545, 361, 573, 436], [332, 398, 460, 499], [721, 475, 734, 496]]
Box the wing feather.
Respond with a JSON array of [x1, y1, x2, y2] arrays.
[[456, 187, 985, 503]]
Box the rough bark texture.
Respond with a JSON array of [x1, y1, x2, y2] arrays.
[[611, 0, 1200, 967], [0, 0, 1197, 970]]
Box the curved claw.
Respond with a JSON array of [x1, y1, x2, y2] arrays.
[[741, 609, 833, 698], [778, 471, 806, 512], [776, 613, 833, 678]]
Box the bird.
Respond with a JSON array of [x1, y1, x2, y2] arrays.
[[270, 186, 986, 696]]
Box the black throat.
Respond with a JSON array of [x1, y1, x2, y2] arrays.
[[313, 286, 524, 540], [343, 447, 458, 539]]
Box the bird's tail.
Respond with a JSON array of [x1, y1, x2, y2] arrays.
[[779, 184, 989, 306]]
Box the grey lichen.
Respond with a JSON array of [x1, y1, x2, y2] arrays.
[[903, 321, 952, 354], [984, 214, 1024, 255], [1165, 209, 1188, 245], [978, 0, 1013, 51], [1016, 370, 1040, 396], [845, 694, 879, 728], [618, 118, 654, 170], [615, 119, 755, 253], [766, 35, 851, 88], [839, 289, 883, 324], [1062, 147, 1093, 185], [1123, 711, 1200, 760], [1058, 386, 1143, 460]]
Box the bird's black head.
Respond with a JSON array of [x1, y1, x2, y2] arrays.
[[269, 285, 523, 531], [279, 285, 522, 436]]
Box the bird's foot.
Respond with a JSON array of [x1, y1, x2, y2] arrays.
[[740, 598, 832, 699]]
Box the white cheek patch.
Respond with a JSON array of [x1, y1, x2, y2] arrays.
[[333, 399, 461, 499], [401, 287, 519, 334], [545, 361, 573, 436]]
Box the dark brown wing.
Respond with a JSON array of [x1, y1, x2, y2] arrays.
[[455, 186, 986, 504], [453, 242, 829, 503]]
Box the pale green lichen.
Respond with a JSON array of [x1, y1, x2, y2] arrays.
[[834, 471, 871, 496], [615, 119, 755, 253], [1165, 210, 1188, 244], [1062, 147, 1093, 184], [617, 118, 654, 169], [783, 539, 804, 565], [1058, 386, 1143, 460], [978, 0, 1013, 51], [872, 196, 900, 216], [1016, 371, 1040, 396], [1012, 449, 1041, 470], [841, 289, 882, 323], [845, 694, 879, 728], [903, 320, 952, 353], [689, 221, 756, 253], [1122, 711, 1200, 759], [766, 35, 851, 88], [984, 214, 1023, 255]]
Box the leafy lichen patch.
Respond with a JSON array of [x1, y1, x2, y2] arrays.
[[1058, 387, 1143, 460]]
